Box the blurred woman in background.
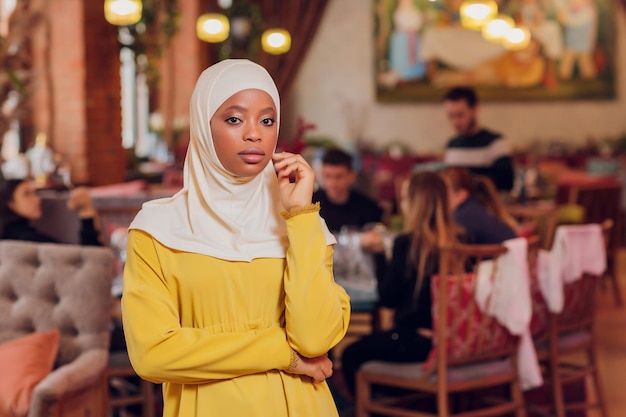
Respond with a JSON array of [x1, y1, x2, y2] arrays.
[[440, 167, 517, 244], [0, 175, 101, 245], [340, 171, 462, 396]]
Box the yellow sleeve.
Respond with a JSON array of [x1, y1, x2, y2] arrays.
[[282, 209, 351, 358], [121, 230, 293, 384]]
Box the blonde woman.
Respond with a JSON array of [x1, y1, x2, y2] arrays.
[[340, 171, 462, 396]]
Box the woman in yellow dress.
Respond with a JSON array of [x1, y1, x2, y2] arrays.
[[121, 59, 351, 416]]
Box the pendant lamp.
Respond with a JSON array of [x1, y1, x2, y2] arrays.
[[196, 13, 230, 43], [104, 0, 143, 26], [261, 28, 291, 55]]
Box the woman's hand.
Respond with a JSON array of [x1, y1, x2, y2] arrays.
[[66, 187, 96, 219], [288, 353, 333, 383], [272, 152, 314, 210]]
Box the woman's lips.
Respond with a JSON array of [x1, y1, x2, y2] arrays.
[[239, 148, 265, 164]]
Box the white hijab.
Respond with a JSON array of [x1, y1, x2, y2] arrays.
[[129, 59, 333, 262]]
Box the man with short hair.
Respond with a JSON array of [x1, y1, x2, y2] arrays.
[[442, 87, 515, 192], [313, 148, 383, 234]]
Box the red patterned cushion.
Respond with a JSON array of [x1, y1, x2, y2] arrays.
[[424, 273, 516, 369]]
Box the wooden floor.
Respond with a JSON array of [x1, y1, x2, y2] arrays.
[[593, 250, 626, 417]]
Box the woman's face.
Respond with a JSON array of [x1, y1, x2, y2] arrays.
[[210, 88, 278, 177], [8, 180, 42, 220]]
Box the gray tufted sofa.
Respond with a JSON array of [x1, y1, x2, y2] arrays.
[[0, 240, 114, 417]]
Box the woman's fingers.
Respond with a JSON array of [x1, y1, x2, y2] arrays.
[[273, 153, 311, 179], [272, 152, 315, 209], [292, 354, 334, 383]]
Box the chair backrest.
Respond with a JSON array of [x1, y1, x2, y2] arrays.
[[506, 204, 559, 250], [0, 241, 114, 367], [529, 220, 612, 343], [429, 243, 516, 371], [555, 219, 613, 334], [527, 236, 550, 341], [556, 182, 621, 253]]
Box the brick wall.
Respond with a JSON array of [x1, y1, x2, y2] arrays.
[[30, 0, 124, 185], [28, 0, 211, 185], [82, 0, 125, 185]]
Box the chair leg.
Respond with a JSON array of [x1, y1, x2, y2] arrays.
[[549, 358, 567, 417], [437, 390, 449, 417], [141, 380, 155, 417], [605, 256, 622, 307], [510, 376, 527, 417], [608, 272, 623, 308], [587, 347, 609, 417], [355, 373, 370, 417]]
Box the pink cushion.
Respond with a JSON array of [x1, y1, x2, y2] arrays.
[[0, 330, 61, 417]]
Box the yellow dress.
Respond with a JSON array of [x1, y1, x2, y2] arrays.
[[122, 209, 351, 417]]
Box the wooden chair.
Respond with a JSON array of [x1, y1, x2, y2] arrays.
[[506, 203, 559, 250], [355, 244, 527, 417], [556, 182, 622, 306], [528, 220, 612, 417]]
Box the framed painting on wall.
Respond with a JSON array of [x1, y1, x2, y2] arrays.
[[374, 0, 617, 102]]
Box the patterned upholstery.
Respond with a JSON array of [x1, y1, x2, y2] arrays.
[[558, 275, 597, 330], [426, 273, 516, 368], [0, 240, 114, 417]]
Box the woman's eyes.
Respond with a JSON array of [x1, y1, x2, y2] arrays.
[[225, 116, 275, 126]]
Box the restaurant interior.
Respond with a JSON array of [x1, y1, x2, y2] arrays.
[[0, 0, 626, 416]]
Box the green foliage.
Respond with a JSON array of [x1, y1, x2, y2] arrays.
[[216, 0, 265, 61], [121, 0, 181, 88]]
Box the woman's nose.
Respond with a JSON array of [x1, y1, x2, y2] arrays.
[[244, 122, 261, 142]]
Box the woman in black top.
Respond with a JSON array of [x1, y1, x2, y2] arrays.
[[0, 177, 101, 246], [340, 171, 462, 396]]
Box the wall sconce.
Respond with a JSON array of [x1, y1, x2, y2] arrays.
[[104, 0, 143, 26]]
